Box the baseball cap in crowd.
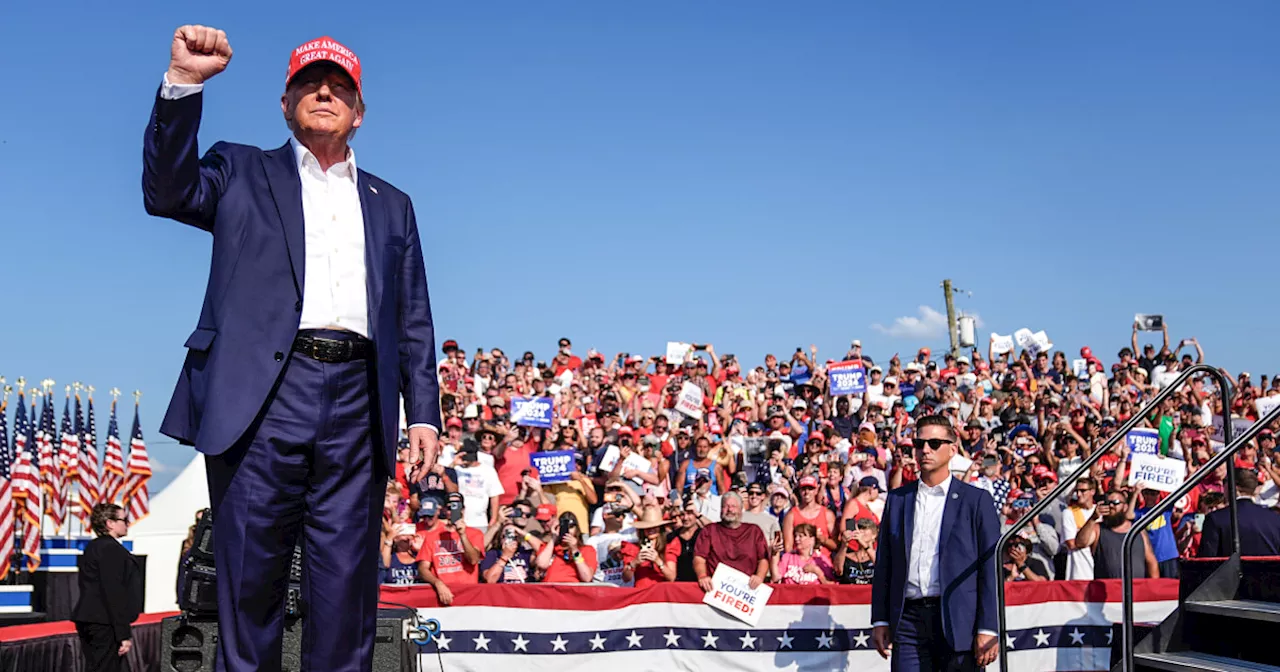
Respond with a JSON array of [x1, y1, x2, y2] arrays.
[[442, 339, 459, 353], [858, 476, 881, 491], [287, 36, 362, 94], [416, 498, 440, 519], [445, 417, 462, 430], [798, 475, 819, 489], [535, 504, 556, 522]]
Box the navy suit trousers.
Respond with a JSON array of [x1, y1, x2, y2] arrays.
[[205, 331, 385, 672], [891, 600, 978, 672]]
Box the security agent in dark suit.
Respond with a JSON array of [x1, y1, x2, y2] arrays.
[[72, 503, 144, 672], [872, 414, 1002, 671], [1200, 468, 1280, 557]]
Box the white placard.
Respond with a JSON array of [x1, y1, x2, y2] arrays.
[[1256, 396, 1280, 420], [991, 333, 1015, 355], [701, 563, 773, 626], [1029, 330, 1054, 356], [666, 342, 693, 365], [1072, 359, 1088, 378], [594, 445, 654, 485], [1128, 454, 1187, 493], [675, 381, 704, 418], [1014, 328, 1035, 350]]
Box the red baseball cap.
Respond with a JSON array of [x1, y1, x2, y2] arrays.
[[798, 476, 819, 489], [287, 36, 362, 94]]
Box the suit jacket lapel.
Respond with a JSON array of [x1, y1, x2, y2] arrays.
[[939, 480, 962, 549], [262, 144, 305, 298], [357, 170, 385, 336], [902, 481, 919, 562]]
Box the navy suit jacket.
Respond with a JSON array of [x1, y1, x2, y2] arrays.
[[870, 477, 1001, 652], [1199, 498, 1280, 558], [141, 88, 442, 470]]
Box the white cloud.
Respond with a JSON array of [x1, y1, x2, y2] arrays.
[[871, 306, 982, 340]]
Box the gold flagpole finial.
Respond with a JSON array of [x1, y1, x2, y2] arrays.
[[15, 376, 25, 390], [87, 385, 95, 398], [110, 387, 121, 402], [133, 390, 142, 405], [41, 379, 54, 392]]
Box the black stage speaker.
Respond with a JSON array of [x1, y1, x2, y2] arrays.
[[160, 608, 416, 672]]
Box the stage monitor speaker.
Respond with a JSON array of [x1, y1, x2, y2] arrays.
[[160, 608, 415, 672]]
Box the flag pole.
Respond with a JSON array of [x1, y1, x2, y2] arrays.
[[11, 379, 24, 585], [1, 380, 13, 586]]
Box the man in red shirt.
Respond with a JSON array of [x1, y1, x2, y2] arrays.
[[415, 498, 484, 605], [693, 492, 769, 591]]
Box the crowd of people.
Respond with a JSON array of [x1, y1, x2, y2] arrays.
[[378, 325, 1280, 602]]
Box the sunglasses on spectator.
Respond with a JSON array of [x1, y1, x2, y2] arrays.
[[912, 438, 953, 451], [1103, 499, 1126, 506]]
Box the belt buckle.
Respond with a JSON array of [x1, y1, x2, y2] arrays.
[[310, 339, 326, 362]]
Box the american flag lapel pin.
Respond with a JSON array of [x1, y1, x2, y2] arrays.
[[951, 493, 958, 500]]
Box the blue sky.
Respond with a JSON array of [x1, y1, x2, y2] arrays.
[[2, 1, 1277, 491]]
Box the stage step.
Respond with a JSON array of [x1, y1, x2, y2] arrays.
[[1185, 599, 1280, 624], [1135, 652, 1280, 672]]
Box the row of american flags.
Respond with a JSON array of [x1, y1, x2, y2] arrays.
[[0, 378, 151, 580]]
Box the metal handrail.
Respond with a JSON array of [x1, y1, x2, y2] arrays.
[[995, 363, 1231, 672], [1118, 401, 1277, 672]]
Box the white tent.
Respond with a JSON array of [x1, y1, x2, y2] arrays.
[[126, 453, 209, 613]]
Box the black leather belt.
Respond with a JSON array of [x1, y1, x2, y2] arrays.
[[905, 596, 941, 607], [292, 333, 371, 363]]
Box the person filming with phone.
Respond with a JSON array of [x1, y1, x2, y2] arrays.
[[415, 496, 484, 606], [537, 512, 598, 583]]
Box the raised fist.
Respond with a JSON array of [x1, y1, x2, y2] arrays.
[[167, 25, 232, 85]]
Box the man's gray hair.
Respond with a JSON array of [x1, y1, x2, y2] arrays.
[[722, 491, 744, 508]]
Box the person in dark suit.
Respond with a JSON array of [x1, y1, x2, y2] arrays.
[[1200, 468, 1280, 557], [142, 25, 443, 672], [72, 503, 143, 672], [872, 414, 1001, 671]]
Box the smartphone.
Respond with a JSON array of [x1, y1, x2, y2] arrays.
[[845, 518, 857, 533], [1193, 514, 1205, 533], [449, 500, 463, 524]]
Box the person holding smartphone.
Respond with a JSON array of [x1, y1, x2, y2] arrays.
[[834, 517, 878, 585], [414, 498, 484, 606]]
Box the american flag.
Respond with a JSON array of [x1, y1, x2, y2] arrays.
[[11, 392, 39, 571], [0, 397, 13, 581], [49, 395, 74, 533], [78, 396, 101, 528], [100, 400, 125, 505], [383, 580, 1180, 672], [123, 404, 151, 524], [64, 392, 83, 528], [36, 393, 58, 519]]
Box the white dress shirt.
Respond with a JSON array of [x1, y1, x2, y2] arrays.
[[873, 476, 996, 637], [906, 476, 952, 600], [290, 137, 369, 338], [158, 74, 437, 436]]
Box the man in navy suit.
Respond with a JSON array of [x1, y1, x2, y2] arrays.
[[871, 414, 1001, 671], [1199, 468, 1280, 557], [143, 25, 442, 672]]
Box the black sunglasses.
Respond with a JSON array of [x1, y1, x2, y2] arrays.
[[1103, 499, 1126, 506], [912, 438, 953, 452]]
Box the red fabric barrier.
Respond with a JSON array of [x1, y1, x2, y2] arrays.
[[378, 579, 1179, 611]]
